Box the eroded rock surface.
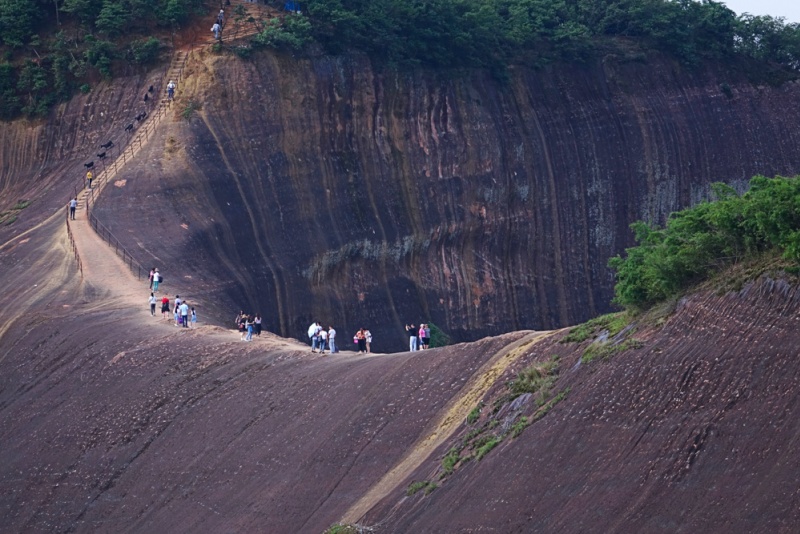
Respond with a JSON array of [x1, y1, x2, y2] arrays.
[[88, 51, 800, 347]]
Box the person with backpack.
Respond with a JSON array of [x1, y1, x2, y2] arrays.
[[211, 22, 221, 40], [319, 328, 328, 354], [160, 295, 170, 318], [152, 268, 161, 292]]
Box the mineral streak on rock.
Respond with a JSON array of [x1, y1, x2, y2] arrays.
[[5, 52, 800, 349]]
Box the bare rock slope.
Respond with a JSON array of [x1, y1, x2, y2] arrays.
[[1, 200, 799, 532]]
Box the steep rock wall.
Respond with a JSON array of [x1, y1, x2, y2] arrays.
[[93, 50, 800, 347], [0, 69, 163, 243]]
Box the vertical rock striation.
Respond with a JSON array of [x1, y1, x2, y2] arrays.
[[90, 51, 800, 347]]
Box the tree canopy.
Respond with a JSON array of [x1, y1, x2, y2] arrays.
[[2, 0, 800, 119], [609, 176, 800, 310], [292, 0, 800, 69], [0, 0, 202, 118]]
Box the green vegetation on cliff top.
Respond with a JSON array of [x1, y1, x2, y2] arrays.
[[3, 0, 800, 119], [298, 0, 800, 70], [610, 176, 800, 310]]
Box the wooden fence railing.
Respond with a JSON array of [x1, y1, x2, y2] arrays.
[[64, 43, 192, 279]]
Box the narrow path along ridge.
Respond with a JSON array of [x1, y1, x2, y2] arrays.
[[65, 0, 280, 310]]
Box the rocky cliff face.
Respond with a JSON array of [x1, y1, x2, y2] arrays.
[[0, 69, 162, 242], [87, 50, 800, 347]]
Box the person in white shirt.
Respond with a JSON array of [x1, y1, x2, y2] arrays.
[[328, 326, 337, 353], [180, 302, 189, 328], [148, 293, 157, 316], [319, 328, 328, 354]]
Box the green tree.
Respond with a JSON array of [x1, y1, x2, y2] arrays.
[[0, 0, 40, 47], [95, 0, 129, 36]]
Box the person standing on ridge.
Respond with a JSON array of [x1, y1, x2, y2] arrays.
[[319, 328, 328, 354], [148, 267, 155, 289], [254, 313, 262, 336], [365, 329, 372, 353], [68, 197, 77, 220], [180, 301, 189, 328], [328, 325, 337, 354], [152, 268, 161, 292], [406, 323, 418, 352], [422, 324, 431, 349], [308, 321, 321, 352], [161, 295, 170, 318]]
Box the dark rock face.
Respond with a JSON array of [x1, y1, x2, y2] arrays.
[[94, 52, 800, 349]]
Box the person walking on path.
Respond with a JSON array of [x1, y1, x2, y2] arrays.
[[161, 295, 170, 319], [180, 301, 189, 328], [217, 9, 224, 25], [68, 197, 77, 220], [153, 269, 161, 292], [328, 326, 337, 354], [149, 293, 157, 316], [406, 323, 418, 351], [148, 267, 155, 289], [174, 296, 182, 326], [167, 80, 176, 101], [190, 307, 197, 328], [86, 170, 93, 189], [245, 317, 254, 341], [211, 22, 221, 40]]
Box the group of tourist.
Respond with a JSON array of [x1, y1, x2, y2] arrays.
[[149, 293, 196, 328], [211, 8, 225, 39], [353, 328, 373, 354], [406, 323, 431, 351], [307, 322, 337, 354], [236, 311, 263, 341], [145, 268, 197, 327]]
